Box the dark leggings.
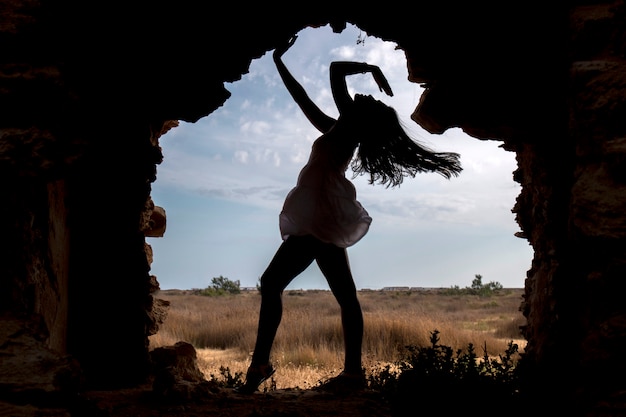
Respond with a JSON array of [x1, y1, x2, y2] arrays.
[[250, 235, 363, 374]]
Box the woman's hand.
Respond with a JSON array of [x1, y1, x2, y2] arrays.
[[370, 66, 393, 96], [273, 35, 298, 60]]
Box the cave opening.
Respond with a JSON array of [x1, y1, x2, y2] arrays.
[[148, 24, 532, 294]]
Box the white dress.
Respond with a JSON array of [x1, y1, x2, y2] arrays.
[[279, 134, 372, 248]]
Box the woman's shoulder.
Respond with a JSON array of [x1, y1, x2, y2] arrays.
[[311, 134, 332, 152]]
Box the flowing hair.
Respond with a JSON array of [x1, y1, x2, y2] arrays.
[[349, 94, 462, 187]]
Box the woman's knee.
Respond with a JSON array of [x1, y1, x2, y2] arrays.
[[259, 274, 284, 297], [334, 290, 361, 310]]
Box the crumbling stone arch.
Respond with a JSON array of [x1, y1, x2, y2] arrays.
[[1, 1, 625, 415]]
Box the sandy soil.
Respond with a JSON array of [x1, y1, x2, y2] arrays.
[[81, 384, 394, 417]]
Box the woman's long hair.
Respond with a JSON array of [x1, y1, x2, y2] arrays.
[[349, 94, 462, 187]]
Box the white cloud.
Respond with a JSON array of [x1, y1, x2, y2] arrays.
[[290, 148, 309, 165], [234, 150, 249, 164], [331, 44, 357, 60], [240, 120, 271, 136]]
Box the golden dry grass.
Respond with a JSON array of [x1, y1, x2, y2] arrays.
[[149, 288, 526, 390]]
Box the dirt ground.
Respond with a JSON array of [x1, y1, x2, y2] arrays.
[[80, 384, 394, 417]]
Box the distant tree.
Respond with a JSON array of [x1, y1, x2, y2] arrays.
[[200, 275, 241, 296], [441, 274, 503, 297], [212, 276, 241, 293], [471, 274, 484, 291]]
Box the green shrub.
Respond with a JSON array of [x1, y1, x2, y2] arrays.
[[199, 276, 241, 296], [440, 274, 504, 297], [206, 366, 245, 388], [370, 330, 524, 416]]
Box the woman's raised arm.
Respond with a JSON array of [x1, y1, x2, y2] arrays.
[[273, 36, 336, 133], [330, 61, 393, 115]]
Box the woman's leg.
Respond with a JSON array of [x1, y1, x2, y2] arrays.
[[250, 235, 317, 367], [315, 243, 364, 375]]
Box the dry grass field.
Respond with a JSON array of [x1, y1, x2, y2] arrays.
[[149, 288, 526, 391]]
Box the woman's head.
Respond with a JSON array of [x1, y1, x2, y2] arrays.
[[336, 94, 402, 147], [345, 94, 462, 187], [350, 94, 400, 136]]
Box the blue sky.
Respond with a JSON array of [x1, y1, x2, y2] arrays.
[[148, 24, 533, 291]]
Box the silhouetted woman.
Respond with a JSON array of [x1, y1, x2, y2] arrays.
[[236, 35, 462, 394]]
